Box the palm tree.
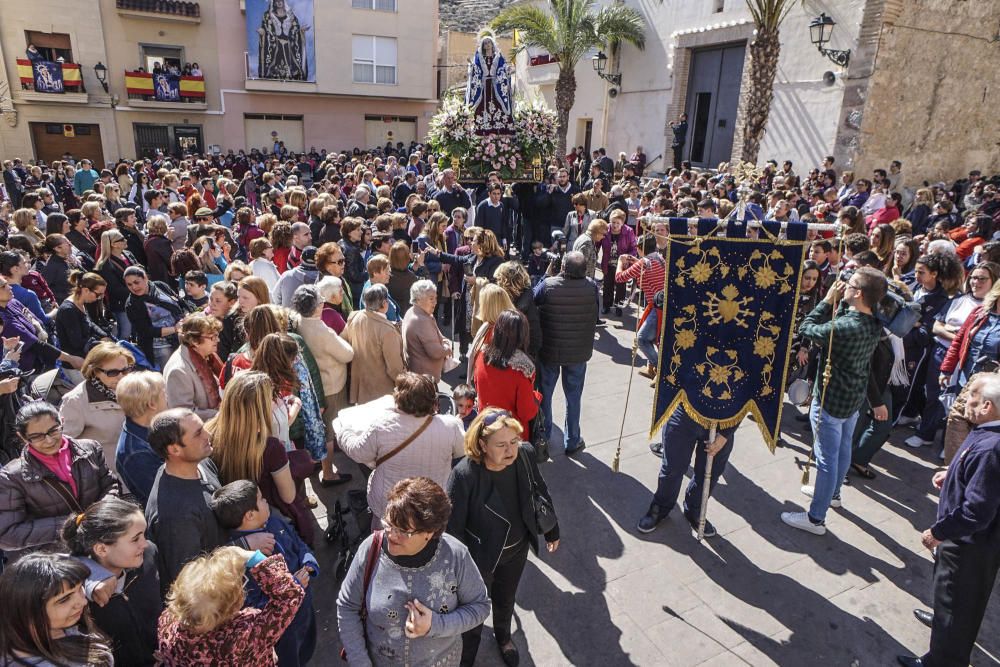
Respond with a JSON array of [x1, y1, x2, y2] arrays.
[[492, 0, 646, 158], [739, 0, 797, 164]]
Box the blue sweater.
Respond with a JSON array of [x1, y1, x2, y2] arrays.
[[931, 423, 1000, 545]]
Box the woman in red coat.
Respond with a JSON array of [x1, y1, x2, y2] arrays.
[[473, 309, 540, 437]]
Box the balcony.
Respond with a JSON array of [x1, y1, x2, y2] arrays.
[[116, 0, 201, 23], [15, 59, 89, 103], [124, 69, 207, 109]]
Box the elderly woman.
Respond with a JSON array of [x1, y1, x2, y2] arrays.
[[60, 342, 134, 471], [599, 210, 638, 315], [335, 372, 465, 523], [337, 477, 490, 667], [162, 314, 223, 421], [341, 283, 406, 405], [402, 279, 452, 382], [291, 284, 355, 487], [0, 402, 119, 561], [143, 214, 174, 285], [447, 408, 559, 667], [316, 275, 347, 334]]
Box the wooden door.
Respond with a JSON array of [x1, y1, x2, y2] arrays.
[[30, 122, 105, 167]]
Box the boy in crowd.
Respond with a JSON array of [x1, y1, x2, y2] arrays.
[[527, 241, 550, 286], [453, 384, 478, 430], [212, 480, 318, 667], [181, 270, 209, 312]]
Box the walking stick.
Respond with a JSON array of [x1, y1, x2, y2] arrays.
[[697, 422, 718, 541], [612, 258, 646, 473]]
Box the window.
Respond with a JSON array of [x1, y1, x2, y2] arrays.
[[139, 45, 183, 73], [352, 36, 397, 85], [25, 31, 72, 62], [352, 0, 396, 10]]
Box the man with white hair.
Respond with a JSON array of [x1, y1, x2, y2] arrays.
[[346, 185, 370, 219], [898, 373, 1000, 667]]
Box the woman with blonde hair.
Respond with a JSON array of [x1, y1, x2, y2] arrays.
[[207, 370, 314, 545], [96, 228, 137, 339], [467, 282, 515, 381], [224, 259, 250, 283], [156, 545, 304, 666], [495, 260, 542, 361], [12, 208, 45, 245]]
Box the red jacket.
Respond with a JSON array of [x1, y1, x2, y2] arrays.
[[473, 352, 540, 438], [941, 305, 987, 375]]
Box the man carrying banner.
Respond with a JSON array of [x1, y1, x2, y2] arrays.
[[781, 267, 885, 535]]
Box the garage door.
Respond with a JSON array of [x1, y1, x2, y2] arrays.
[[244, 114, 304, 153], [365, 116, 416, 150], [30, 122, 104, 167]]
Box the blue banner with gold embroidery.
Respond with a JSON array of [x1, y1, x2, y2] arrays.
[[652, 218, 810, 449], [32, 60, 64, 93], [153, 73, 181, 102]]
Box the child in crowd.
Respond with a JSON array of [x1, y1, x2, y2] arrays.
[[527, 241, 550, 286], [182, 270, 210, 312], [453, 383, 478, 430], [212, 480, 318, 667]]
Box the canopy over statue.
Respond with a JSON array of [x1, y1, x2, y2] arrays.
[[465, 33, 515, 135]]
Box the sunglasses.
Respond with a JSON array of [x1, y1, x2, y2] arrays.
[[482, 409, 511, 427], [98, 365, 135, 378]]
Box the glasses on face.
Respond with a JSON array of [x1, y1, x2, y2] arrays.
[[970, 275, 991, 282], [91, 289, 106, 298], [330, 259, 346, 266], [380, 519, 418, 539], [98, 365, 135, 378], [23, 423, 63, 445], [200, 334, 220, 342]]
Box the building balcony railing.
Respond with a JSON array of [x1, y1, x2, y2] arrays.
[[529, 54, 559, 67], [116, 0, 201, 18], [124, 70, 206, 103], [16, 59, 86, 93]]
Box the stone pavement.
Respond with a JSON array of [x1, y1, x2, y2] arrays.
[[306, 314, 1000, 666]]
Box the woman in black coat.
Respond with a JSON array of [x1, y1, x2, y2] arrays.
[[446, 408, 559, 667], [339, 218, 367, 309], [95, 230, 138, 341], [142, 215, 174, 285], [123, 267, 183, 370], [38, 234, 76, 303]]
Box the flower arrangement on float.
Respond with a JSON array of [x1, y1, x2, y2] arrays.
[[427, 97, 558, 181]]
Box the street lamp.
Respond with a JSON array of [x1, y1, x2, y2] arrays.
[[591, 51, 622, 87], [93, 61, 109, 93], [808, 13, 850, 68]]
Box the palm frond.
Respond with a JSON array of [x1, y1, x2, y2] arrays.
[[743, 0, 797, 31], [491, 5, 559, 55], [593, 4, 647, 51]]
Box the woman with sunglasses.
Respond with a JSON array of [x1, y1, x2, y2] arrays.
[[162, 314, 223, 422], [60, 342, 135, 473], [446, 408, 560, 667], [55, 271, 114, 360], [0, 401, 119, 562]]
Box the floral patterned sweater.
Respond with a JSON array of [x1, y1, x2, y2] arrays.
[[155, 555, 305, 666]]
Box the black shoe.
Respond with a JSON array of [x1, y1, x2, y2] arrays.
[[614, 306, 623, 316], [565, 440, 586, 456], [602, 307, 611, 315], [637, 503, 668, 533], [896, 656, 923, 667], [684, 511, 717, 538], [795, 413, 810, 422], [318, 473, 353, 487], [913, 608, 933, 628], [499, 642, 519, 667], [596, 319, 607, 327], [649, 441, 663, 457]]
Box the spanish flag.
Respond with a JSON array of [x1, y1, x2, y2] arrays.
[[179, 75, 205, 98], [125, 70, 154, 95], [18, 59, 82, 88]]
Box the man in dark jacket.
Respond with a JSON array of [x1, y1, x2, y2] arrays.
[[433, 168, 473, 216], [474, 183, 508, 248], [393, 171, 417, 209], [533, 251, 598, 454], [898, 374, 1000, 667], [546, 168, 578, 236]]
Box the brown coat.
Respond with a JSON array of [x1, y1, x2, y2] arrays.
[[402, 304, 450, 382], [341, 309, 406, 404], [59, 381, 126, 474], [0, 438, 119, 560]]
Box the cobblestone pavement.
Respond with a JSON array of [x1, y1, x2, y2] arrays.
[[307, 313, 1000, 666]]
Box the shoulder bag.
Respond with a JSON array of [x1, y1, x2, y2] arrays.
[[518, 450, 558, 535], [375, 415, 434, 466], [340, 530, 383, 662]]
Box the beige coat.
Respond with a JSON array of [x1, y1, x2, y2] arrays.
[[402, 304, 451, 382], [162, 345, 220, 422], [296, 316, 354, 396], [341, 309, 406, 404], [59, 381, 125, 473]]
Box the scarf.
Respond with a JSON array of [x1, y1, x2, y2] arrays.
[[187, 346, 223, 410], [888, 334, 909, 387], [89, 376, 117, 403], [28, 436, 78, 497]]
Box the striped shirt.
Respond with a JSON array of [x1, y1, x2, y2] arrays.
[[615, 253, 667, 302]]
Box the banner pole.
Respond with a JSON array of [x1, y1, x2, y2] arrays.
[[697, 421, 717, 541]]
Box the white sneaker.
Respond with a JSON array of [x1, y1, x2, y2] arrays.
[[781, 511, 827, 535], [905, 435, 934, 448], [896, 415, 920, 426], [800, 485, 842, 508]]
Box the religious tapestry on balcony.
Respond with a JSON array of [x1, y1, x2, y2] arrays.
[[32, 61, 64, 94], [651, 218, 809, 450], [153, 73, 181, 102], [246, 0, 315, 82]]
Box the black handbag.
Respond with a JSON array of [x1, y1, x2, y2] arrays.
[[519, 450, 558, 535]]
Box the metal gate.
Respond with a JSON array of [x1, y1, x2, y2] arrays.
[[683, 43, 746, 168], [133, 124, 170, 159]]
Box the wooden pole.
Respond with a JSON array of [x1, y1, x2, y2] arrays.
[[697, 422, 718, 541]]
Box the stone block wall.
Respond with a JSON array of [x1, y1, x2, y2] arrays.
[[849, 0, 1000, 183], [439, 0, 516, 33]]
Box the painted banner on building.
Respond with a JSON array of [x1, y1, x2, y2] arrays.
[[31, 61, 64, 93], [246, 0, 315, 82], [152, 73, 181, 102], [652, 218, 809, 449]]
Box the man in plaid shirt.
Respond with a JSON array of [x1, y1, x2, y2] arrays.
[[615, 235, 666, 379], [781, 266, 885, 535]]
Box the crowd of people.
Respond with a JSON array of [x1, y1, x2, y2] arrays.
[[0, 141, 996, 667]]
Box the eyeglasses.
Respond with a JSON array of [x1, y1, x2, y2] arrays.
[[970, 275, 991, 282], [330, 259, 346, 265], [380, 519, 418, 539], [98, 365, 135, 378], [23, 423, 63, 445]]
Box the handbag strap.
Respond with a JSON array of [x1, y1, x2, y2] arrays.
[[358, 530, 383, 624], [375, 415, 433, 466]]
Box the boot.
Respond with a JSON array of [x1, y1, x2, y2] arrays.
[[637, 364, 656, 379], [535, 440, 550, 463]]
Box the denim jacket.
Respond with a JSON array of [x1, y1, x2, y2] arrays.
[[115, 418, 162, 506]]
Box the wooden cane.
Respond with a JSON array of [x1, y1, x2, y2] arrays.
[[697, 422, 718, 541]]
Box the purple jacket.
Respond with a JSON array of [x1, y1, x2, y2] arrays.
[[599, 224, 638, 272], [0, 298, 51, 371]]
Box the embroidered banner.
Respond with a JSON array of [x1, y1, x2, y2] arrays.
[[652, 218, 809, 449], [153, 73, 181, 102], [246, 0, 315, 82], [18, 60, 82, 89], [31, 60, 64, 93]]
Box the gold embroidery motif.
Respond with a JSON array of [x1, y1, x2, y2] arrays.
[[738, 249, 796, 294], [694, 346, 744, 401], [702, 284, 755, 328], [674, 244, 729, 288]]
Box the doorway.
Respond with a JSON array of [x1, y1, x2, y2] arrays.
[[30, 122, 104, 166], [683, 43, 746, 168]]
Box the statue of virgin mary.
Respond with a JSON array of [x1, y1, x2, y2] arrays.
[[257, 0, 308, 81], [465, 33, 515, 135]]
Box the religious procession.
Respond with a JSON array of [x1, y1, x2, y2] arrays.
[[0, 0, 996, 665]]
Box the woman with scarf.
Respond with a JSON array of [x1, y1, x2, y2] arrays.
[[59, 342, 133, 473], [162, 314, 223, 422]]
